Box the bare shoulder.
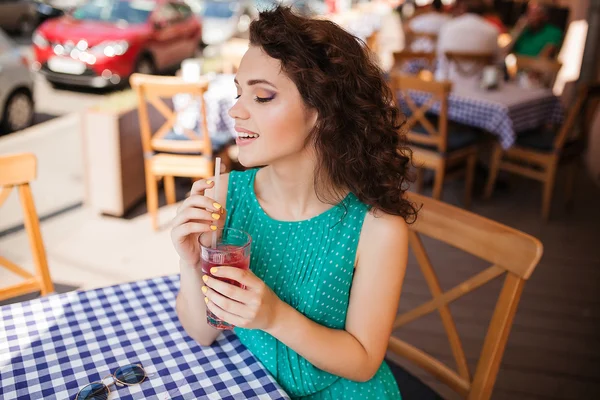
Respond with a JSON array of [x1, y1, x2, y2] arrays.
[[356, 209, 409, 268]]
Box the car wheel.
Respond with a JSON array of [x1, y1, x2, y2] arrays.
[[135, 56, 156, 75], [18, 16, 36, 37], [1, 89, 34, 133]]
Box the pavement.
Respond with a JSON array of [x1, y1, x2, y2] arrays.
[[0, 111, 182, 296]]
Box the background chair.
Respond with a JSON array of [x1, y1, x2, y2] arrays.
[[515, 55, 562, 88], [0, 153, 54, 302], [393, 50, 437, 78], [484, 82, 600, 220], [443, 51, 495, 80], [130, 73, 233, 230], [391, 73, 479, 208], [386, 192, 543, 400]]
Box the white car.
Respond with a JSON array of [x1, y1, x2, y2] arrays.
[[0, 29, 35, 133]]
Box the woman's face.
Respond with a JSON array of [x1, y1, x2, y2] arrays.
[[228, 45, 317, 168]]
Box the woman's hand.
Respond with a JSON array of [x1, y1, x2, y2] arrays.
[[202, 267, 283, 331], [170, 179, 226, 267]]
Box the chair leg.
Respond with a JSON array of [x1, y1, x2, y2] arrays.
[[564, 160, 577, 209], [164, 176, 176, 205], [19, 184, 54, 295], [464, 152, 477, 209], [415, 168, 425, 193], [542, 162, 558, 221], [484, 143, 503, 200], [432, 161, 446, 201], [145, 169, 160, 231]]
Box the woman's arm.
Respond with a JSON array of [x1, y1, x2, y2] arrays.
[[265, 212, 409, 382]]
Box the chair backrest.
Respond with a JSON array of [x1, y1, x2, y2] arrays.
[[515, 55, 562, 88], [129, 73, 212, 157], [388, 192, 543, 400], [0, 153, 54, 301], [390, 73, 452, 153], [554, 82, 600, 151], [444, 51, 495, 79], [393, 50, 437, 77]]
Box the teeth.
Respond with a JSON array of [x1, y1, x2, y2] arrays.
[[238, 133, 259, 139]]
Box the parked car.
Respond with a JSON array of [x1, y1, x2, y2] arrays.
[[0, 29, 35, 133], [32, 0, 202, 88]]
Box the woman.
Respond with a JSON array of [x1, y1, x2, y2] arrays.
[[172, 6, 416, 399]]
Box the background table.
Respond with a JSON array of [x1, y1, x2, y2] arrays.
[[401, 83, 564, 149], [0, 275, 290, 400]]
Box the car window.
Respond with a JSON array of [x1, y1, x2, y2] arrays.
[[154, 2, 179, 23], [172, 2, 193, 20], [203, 1, 237, 18], [72, 0, 155, 24]]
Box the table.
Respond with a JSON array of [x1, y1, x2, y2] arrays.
[[0, 275, 290, 400], [400, 83, 564, 149]]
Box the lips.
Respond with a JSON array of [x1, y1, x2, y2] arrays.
[[234, 127, 259, 146]]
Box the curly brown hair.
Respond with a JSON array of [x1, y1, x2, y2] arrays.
[[249, 6, 417, 223]]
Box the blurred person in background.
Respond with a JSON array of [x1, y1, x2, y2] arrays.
[[408, 0, 451, 35], [509, 1, 562, 58], [435, 0, 499, 82], [482, 0, 507, 33]]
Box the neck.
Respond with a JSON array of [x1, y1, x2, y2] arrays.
[[256, 148, 342, 220]]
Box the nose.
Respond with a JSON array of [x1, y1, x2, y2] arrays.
[[228, 97, 250, 120]]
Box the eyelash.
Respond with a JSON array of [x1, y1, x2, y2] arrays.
[[234, 95, 275, 103]]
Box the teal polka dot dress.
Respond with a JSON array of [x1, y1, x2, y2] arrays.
[[224, 169, 401, 400]]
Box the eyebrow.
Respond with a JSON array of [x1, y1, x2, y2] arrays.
[[234, 78, 278, 89]]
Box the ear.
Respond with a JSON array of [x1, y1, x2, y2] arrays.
[[305, 107, 319, 132]]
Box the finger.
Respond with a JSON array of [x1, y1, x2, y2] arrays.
[[178, 194, 224, 214], [172, 207, 222, 228], [203, 275, 253, 304], [171, 222, 213, 239], [190, 178, 215, 196], [209, 267, 258, 291], [205, 298, 249, 327], [203, 286, 251, 318]]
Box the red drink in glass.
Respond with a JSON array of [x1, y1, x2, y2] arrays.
[[199, 228, 251, 330]]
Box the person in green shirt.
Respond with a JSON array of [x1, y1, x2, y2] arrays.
[[511, 2, 563, 58]]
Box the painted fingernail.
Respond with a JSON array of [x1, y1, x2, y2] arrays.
[[212, 202, 222, 210], [210, 225, 217, 231], [206, 180, 213, 185], [202, 275, 209, 283], [212, 213, 220, 220], [201, 286, 208, 294], [204, 297, 209, 304], [210, 267, 218, 274]]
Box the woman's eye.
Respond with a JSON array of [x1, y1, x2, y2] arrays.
[[255, 96, 275, 103]]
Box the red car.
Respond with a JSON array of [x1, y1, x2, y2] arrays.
[[32, 0, 202, 88]]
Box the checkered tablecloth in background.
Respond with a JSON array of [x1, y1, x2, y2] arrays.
[[0, 275, 290, 400], [399, 83, 564, 149]]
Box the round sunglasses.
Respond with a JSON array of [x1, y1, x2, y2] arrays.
[[75, 364, 147, 400]]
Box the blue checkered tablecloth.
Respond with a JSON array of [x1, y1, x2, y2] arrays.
[[0, 275, 290, 400], [398, 83, 564, 149]]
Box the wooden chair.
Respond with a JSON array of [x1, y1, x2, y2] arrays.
[[443, 51, 495, 80], [515, 55, 562, 88], [484, 82, 600, 220], [0, 153, 54, 302], [130, 73, 232, 230], [392, 50, 437, 79], [387, 192, 543, 399], [391, 73, 479, 208]]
